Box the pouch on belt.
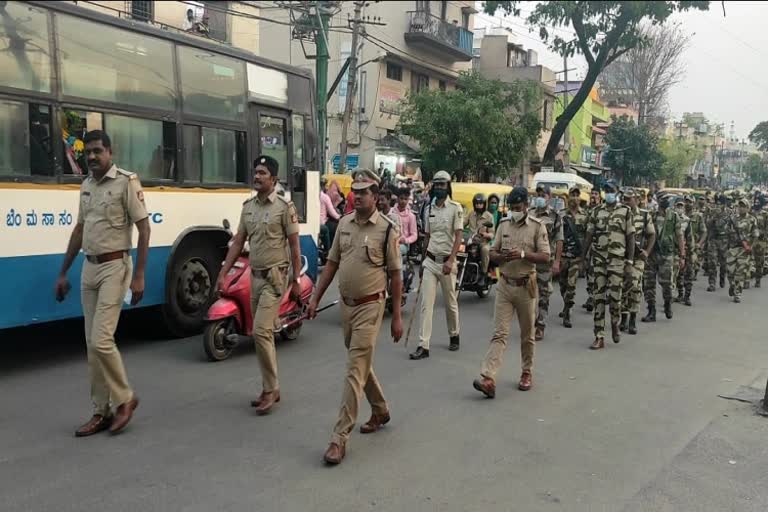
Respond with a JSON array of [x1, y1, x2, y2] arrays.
[[527, 271, 538, 299]]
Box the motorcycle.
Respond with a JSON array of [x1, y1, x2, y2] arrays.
[[386, 249, 415, 314], [203, 220, 336, 362], [456, 221, 498, 298]]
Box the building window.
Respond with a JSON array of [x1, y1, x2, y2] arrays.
[[462, 11, 470, 29], [0, 101, 54, 177], [413, 73, 429, 93], [0, 3, 52, 94], [386, 62, 403, 81], [129, 0, 153, 22], [439, 80, 446, 91]]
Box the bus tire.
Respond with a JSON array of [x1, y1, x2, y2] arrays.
[[163, 240, 222, 337]]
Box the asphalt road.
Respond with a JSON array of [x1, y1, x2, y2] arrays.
[[2, 276, 767, 512]]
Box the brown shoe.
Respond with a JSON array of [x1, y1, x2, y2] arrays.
[[589, 337, 605, 350], [109, 397, 139, 434], [323, 442, 346, 465], [535, 326, 545, 341], [75, 414, 113, 437], [472, 377, 496, 398], [250, 390, 281, 408], [360, 412, 391, 434], [254, 390, 280, 415], [518, 371, 532, 391]]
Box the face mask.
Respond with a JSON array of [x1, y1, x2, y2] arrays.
[[433, 188, 448, 200], [604, 193, 617, 204], [509, 210, 525, 223], [489, 204, 498, 213], [534, 197, 547, 209]]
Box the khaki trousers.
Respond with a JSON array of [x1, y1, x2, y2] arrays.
[[81, 255, 133, 415], [480, 278, 537, 378], [332, 299, 388, 445], [418, 257, 460, 349], [250, 267, 286, 393]]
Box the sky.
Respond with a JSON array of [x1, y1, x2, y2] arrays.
[[473, 1, 768, 140]]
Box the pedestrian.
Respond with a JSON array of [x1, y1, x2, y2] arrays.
[[558, 186, 587, 328], [308, 169, 403, 465], [530, 185, 563, 340], [619, 188, 655, 335], [54, 130, 150, 436], [464, 193, 495, 287], [706, 193, 729, 292], [217, 155, 302, 415], [472, 187, 550, 397], [642, 194, 684, 322], [410, 170, 463, 360], [726, 198, 758, 303], [752, 193, 768, 287], [582, 181, 634, 349], [582, 189, 603, 312]]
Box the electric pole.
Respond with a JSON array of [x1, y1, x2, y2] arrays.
[[562, 53, 570, 169], [338, 1, 363, 175], [315, 1, 331, 176]]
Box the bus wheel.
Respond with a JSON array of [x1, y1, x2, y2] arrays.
[[163, 242, 220, 337]]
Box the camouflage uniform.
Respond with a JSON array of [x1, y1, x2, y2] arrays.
[[753, 207, 768, 286], [706, 204, 729, 290], [726, 206, 758, 302], [583, 204, 598, 311], [623, 206, 654, 317], [693, 203, 709, 278], [675, 208, 691, 300], [586, 202, 634, 340], [530, 207, 563, 333], [644, 208, 683, 316], [558, 206, 587, 323]]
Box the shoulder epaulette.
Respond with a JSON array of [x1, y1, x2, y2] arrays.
[[276, 195, 294, 206], [116, 168, 137, 180], [498, 217, 511, 225], [242, 196, 255, 205], [528, 215, 544, 225], [380, 213, 397, 226]]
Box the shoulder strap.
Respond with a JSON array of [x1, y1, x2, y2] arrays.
[[383, 222, 393, 271]]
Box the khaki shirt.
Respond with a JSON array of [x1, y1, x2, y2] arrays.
[[587, 203, 634, 259], [464, 210, 495, 238], [492, 215, 550, 278], [426, 199, 463, 255], [77, 164, 148, 255], [238, 190, 300, 270], [329, 209, 402, 300]]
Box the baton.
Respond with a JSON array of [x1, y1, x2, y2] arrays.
[[404, 272, 424, 348], [280, 300, 339, 330]]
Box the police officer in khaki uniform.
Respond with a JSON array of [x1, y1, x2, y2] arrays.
[[218, 155, 302, 415], [472, 187, 550, 397], [410, 170, 463, 359], [464, 193, 495, 286], [308, 169, 403, 465], [55, 130, 150, 436]]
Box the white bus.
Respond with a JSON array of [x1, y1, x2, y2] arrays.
[[0, 1, 320, 334]]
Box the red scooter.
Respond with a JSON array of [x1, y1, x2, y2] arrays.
[[203, 222, 336, 362]]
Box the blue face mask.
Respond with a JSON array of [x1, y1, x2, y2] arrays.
[[604, 193, 617, 204], [433, 188, 448, 200], [534, 197, 547, 209]]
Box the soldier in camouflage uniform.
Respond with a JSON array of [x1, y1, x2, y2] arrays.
[[582, 189, 603, 312], [678, 195, 706, 305], [643, 195, 684, 322], [693, 196, 709, 280], [673, 197, 691, 304], [530, 185, 563, 341], [726, 198, 758, 303], [706, 194, 729, 292], [583, 181, 635, 349], [620, 188, 655, 336], [752, 194, 768, 287], [558, 186, 588, 328]]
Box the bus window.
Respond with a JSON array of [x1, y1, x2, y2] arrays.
[[292, 114, 305, 165], [56, 14, 175, 111], [0, 3, 52, 93], [105, 114, 176, 181], [61, 109, 103, 175], [178, 46, 246, 122], [260, 115, 288, 184], [183, 125, 247, 184]]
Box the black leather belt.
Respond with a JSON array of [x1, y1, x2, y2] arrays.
[[341, 291, 385, 307], [426, 251, 450, 264]]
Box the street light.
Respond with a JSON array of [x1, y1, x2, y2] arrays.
[[355, 51, 388, 70]]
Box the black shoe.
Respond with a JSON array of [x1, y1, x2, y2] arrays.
[[734, 296, 741, 303], [611, 323, 621, 344], [673, 296, 682, 304], [563, 309, 572, 328], [641, 306, 656, 323], [585, 298, 594, 312], [707, 284, 716, 292], [619, 312, 628, 332], [720, 274, 726, 289], [409, 347, 430, 360], [728, 285, 734, 297], [664, 300, 673, 319], [683, 296, 692, 307], [628, 313, 638, 335], [756, 279, 761, 288], [449, 336, 460, 351]]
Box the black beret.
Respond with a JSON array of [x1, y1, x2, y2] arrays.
[[508, 186, 528, 204], [254, 155, 279, 176]]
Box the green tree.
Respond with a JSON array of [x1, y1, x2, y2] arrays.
[[397, 71, 541, 182], [748, 121, 768, 152], [659, 137, 701, 186], [484, 1, 710, 166], [744, 154, 768, 187], [602, 115, 664, 185]]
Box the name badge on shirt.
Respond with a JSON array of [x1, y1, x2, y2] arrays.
[[263, 212, 270, 223]]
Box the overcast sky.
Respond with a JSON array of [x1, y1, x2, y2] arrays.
[[474, 1, 768, 140]]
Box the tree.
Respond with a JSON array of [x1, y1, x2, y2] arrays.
[[744, 154, 768, 187], [602, 115, 664, 185], [659, 137, 700, 186], [397, 71, 541, 182], [484, 1, 710, 165], [599, 23, 691, 127], [748, 121, 768, 152]]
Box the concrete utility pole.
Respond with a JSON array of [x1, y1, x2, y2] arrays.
[[562, 53, 570, 169], [315, 1, 331, 175], [338, 1, 363, 175]]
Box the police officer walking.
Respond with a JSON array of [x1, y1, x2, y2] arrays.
[[218, 155, 302, 415], [582, 181, 634, 349], [530, 185, 563, 341], [558, 186, 587, 328], [410, 171, 463, 360], [472, 187, 549, 397], [308, 169, 403, 465], [55, 130, 150, 436], [620, 188, 655, 336]]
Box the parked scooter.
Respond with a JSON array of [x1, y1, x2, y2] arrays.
[[203, 220, 336, 362], [456, 221, 497, 298]]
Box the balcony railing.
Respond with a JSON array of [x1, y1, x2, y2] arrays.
[[405, 10, 473, 61]]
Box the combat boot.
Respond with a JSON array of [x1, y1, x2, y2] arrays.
[[611, 321, 621, 344], [628, 313, 638, 335], [683, 293, 692, 307], [720, 272, 726, 289], [583, 297, 594, 312], [641, 305, 656, 323], [728, 285, 734, 297], [707, 284, 716, 292], [664, 300, 673, 319], [744, 281, 751, 290], [756, 278, 762, 288], [734, 295, 742, 303], [562, 308, 572, 328], [619, 312, 628, 332]]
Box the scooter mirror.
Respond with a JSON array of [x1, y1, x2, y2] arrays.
[[223, 218, 231, 230]]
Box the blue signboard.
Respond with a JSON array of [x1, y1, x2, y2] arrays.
[[331, 154, 359, 171]]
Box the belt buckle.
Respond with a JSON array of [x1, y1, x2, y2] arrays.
[[435, 255, 446, 264]]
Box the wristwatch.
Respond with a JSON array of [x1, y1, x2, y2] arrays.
[[520, 250, 526, 260]]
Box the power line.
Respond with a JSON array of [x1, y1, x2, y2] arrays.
[[362, 29, 462, 76]]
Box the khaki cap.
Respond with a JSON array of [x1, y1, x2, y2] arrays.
[[351, 169, 381, 190]]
